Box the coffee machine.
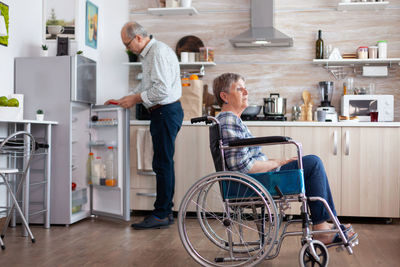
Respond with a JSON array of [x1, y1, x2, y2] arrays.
[[315, 81, 338, 122]]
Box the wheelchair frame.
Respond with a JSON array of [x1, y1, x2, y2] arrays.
[[178, 116, 358, 267]]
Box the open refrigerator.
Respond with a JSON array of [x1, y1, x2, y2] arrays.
[[15, 56, 130, 225]]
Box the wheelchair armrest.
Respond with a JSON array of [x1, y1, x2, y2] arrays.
[[228, 136, 292, 147]]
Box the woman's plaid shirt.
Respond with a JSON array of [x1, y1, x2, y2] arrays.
[[216, 112, 267, 173]]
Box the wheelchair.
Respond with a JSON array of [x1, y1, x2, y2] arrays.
[[178, 116, 358, 267]]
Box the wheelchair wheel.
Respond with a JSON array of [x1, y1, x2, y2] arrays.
[[178, 171, 279, 267], [299, 240, 329, 267]]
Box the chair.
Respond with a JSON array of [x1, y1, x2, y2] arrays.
[[0, 131, 36, 250], [178, 116, 358, 267]]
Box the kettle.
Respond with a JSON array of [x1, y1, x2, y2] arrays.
[[263, 93, 287, 116]]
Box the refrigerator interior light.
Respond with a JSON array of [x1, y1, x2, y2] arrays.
[[0, 10, 7, 37]]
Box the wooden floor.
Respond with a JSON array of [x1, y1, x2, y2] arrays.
[[0, 216, 399, 267]]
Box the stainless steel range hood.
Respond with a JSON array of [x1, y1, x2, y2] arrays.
[[230, 0, 293, 48]]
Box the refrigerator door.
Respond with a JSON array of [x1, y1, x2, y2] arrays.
[[71, 55, 97, 104], [90, 105, 130, 221]]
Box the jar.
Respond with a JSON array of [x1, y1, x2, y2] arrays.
[[357, 46, 368, 59], [199, 47, 214, 62], [377, 40, 387, 59], [368, 46, 378, 59]]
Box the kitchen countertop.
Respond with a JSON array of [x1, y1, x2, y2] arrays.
[[0, 119, 58, 124], [130, 120, 400, 127]]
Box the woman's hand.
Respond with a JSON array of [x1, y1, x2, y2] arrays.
[[249, 157, 298, 173]]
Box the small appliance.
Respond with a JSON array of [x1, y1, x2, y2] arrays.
[[341, 95, 394, 122], [315, 81, 338, 122]]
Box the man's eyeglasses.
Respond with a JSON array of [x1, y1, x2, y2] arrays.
[[124, 36, 135, 48]]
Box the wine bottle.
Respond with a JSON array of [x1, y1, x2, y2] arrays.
[[316, 30, 324, 59]]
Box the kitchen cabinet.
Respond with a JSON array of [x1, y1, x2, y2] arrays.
[[130, 125, 157, 211], [131, 122, 400, 218], [284, 127, 342, 215], [341, 127, 400, 217]]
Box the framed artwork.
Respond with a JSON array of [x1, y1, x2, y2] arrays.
[[0, 1, 9, 47], [85, 1, 98, 49]]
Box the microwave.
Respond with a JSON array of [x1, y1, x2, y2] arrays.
[[341, 95, 394, 122]]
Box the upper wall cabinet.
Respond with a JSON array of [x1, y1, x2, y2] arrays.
[[147, 7, 199, 16], [337, 1, 389, 11]]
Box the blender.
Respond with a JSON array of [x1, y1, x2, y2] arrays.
[[315, 81, 338, 122]]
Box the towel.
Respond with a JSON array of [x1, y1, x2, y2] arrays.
[[136, 128, 153, 172]]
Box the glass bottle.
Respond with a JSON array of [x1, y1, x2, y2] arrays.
[[105, 146, 117, 187], [316, 30, 324, 59]]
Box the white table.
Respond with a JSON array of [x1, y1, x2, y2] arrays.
[[0, 119, 57, 235]]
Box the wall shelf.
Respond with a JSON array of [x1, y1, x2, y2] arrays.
[[147, 7, 199, 16], [313, 58, 400, 67], [337, 1, 389, 11], [123, 62, 216, 67], [313, 58, 400, 80]]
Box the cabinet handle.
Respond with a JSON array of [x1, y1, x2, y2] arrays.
[[345, 130, 350, 156], [333, 130, 338, 156]]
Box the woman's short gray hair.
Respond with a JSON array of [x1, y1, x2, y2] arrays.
[[123, 22, 148, 39], [213, 73, 245, 107]]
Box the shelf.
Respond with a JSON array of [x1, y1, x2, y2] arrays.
[[90, 120, 118, 127], [313, 58, 400, 67], [337, 1, 389, 11], [123, 62, 216, 67], [147, 7, 199, 16]]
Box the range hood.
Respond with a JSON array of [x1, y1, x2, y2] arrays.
[[230, 0, 293, 48]]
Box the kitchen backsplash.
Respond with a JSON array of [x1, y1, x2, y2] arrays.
[[128, 0, 400, 121]]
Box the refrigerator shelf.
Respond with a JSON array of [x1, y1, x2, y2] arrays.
[[90, 120, 118, 127], [92, 184, 121, 191]]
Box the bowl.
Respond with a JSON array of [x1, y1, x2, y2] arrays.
[[242, 105, 262, 117]]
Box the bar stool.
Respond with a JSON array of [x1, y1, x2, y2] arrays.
[[0, 131, 36, 250]]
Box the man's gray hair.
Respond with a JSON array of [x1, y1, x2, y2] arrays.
[[123, 22, 148, 39]]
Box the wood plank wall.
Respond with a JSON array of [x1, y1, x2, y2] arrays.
[[128, 0, 400, 121]]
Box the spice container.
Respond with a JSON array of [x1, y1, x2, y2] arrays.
[[368, 46, 378, 59], [357, 46, 368, 59], [377, 40, 387, 58], [199, 47, 214, 62]]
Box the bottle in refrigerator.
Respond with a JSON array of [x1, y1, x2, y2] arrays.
[[105, 146, 117, 187], [92, 156, 105, 185], [87, 152, 94, 185]]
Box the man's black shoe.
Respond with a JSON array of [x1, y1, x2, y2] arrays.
[[168, 213, 174, 225], [131, 215, 169, 230]]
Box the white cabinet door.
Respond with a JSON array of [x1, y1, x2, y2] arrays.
[[130, 125, 157, 211], [284, 127, 342, 215], [174, 126, 215, 211], [341, 127, 400, 217], [247, 126, 285, 160]]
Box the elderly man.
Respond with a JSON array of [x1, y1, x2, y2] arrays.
[[105, 22, 183, 229]]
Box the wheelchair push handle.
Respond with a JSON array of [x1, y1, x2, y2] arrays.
[[191, 116, 214, 125]]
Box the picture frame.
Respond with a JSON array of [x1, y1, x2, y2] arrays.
[[0, 1, 9, 47], [85, 1, 98, 49]]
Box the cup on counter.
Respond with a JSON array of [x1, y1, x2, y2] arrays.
[[180, 52, 189, 63], [370, 109, 378, 122]]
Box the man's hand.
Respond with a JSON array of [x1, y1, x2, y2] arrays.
[[104, 94, 142, 108]]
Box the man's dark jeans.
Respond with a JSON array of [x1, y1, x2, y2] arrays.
[[150, 101, 184, 219]]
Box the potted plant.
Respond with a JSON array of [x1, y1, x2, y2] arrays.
[[41, 45, 48, 57], [36, 109, 44, 121], [126, 49, 138, 62]]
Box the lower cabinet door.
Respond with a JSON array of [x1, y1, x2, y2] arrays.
[[341, 127, 400, 217]]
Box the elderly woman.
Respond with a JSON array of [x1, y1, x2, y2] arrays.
[[213, 73, 356, 245]]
